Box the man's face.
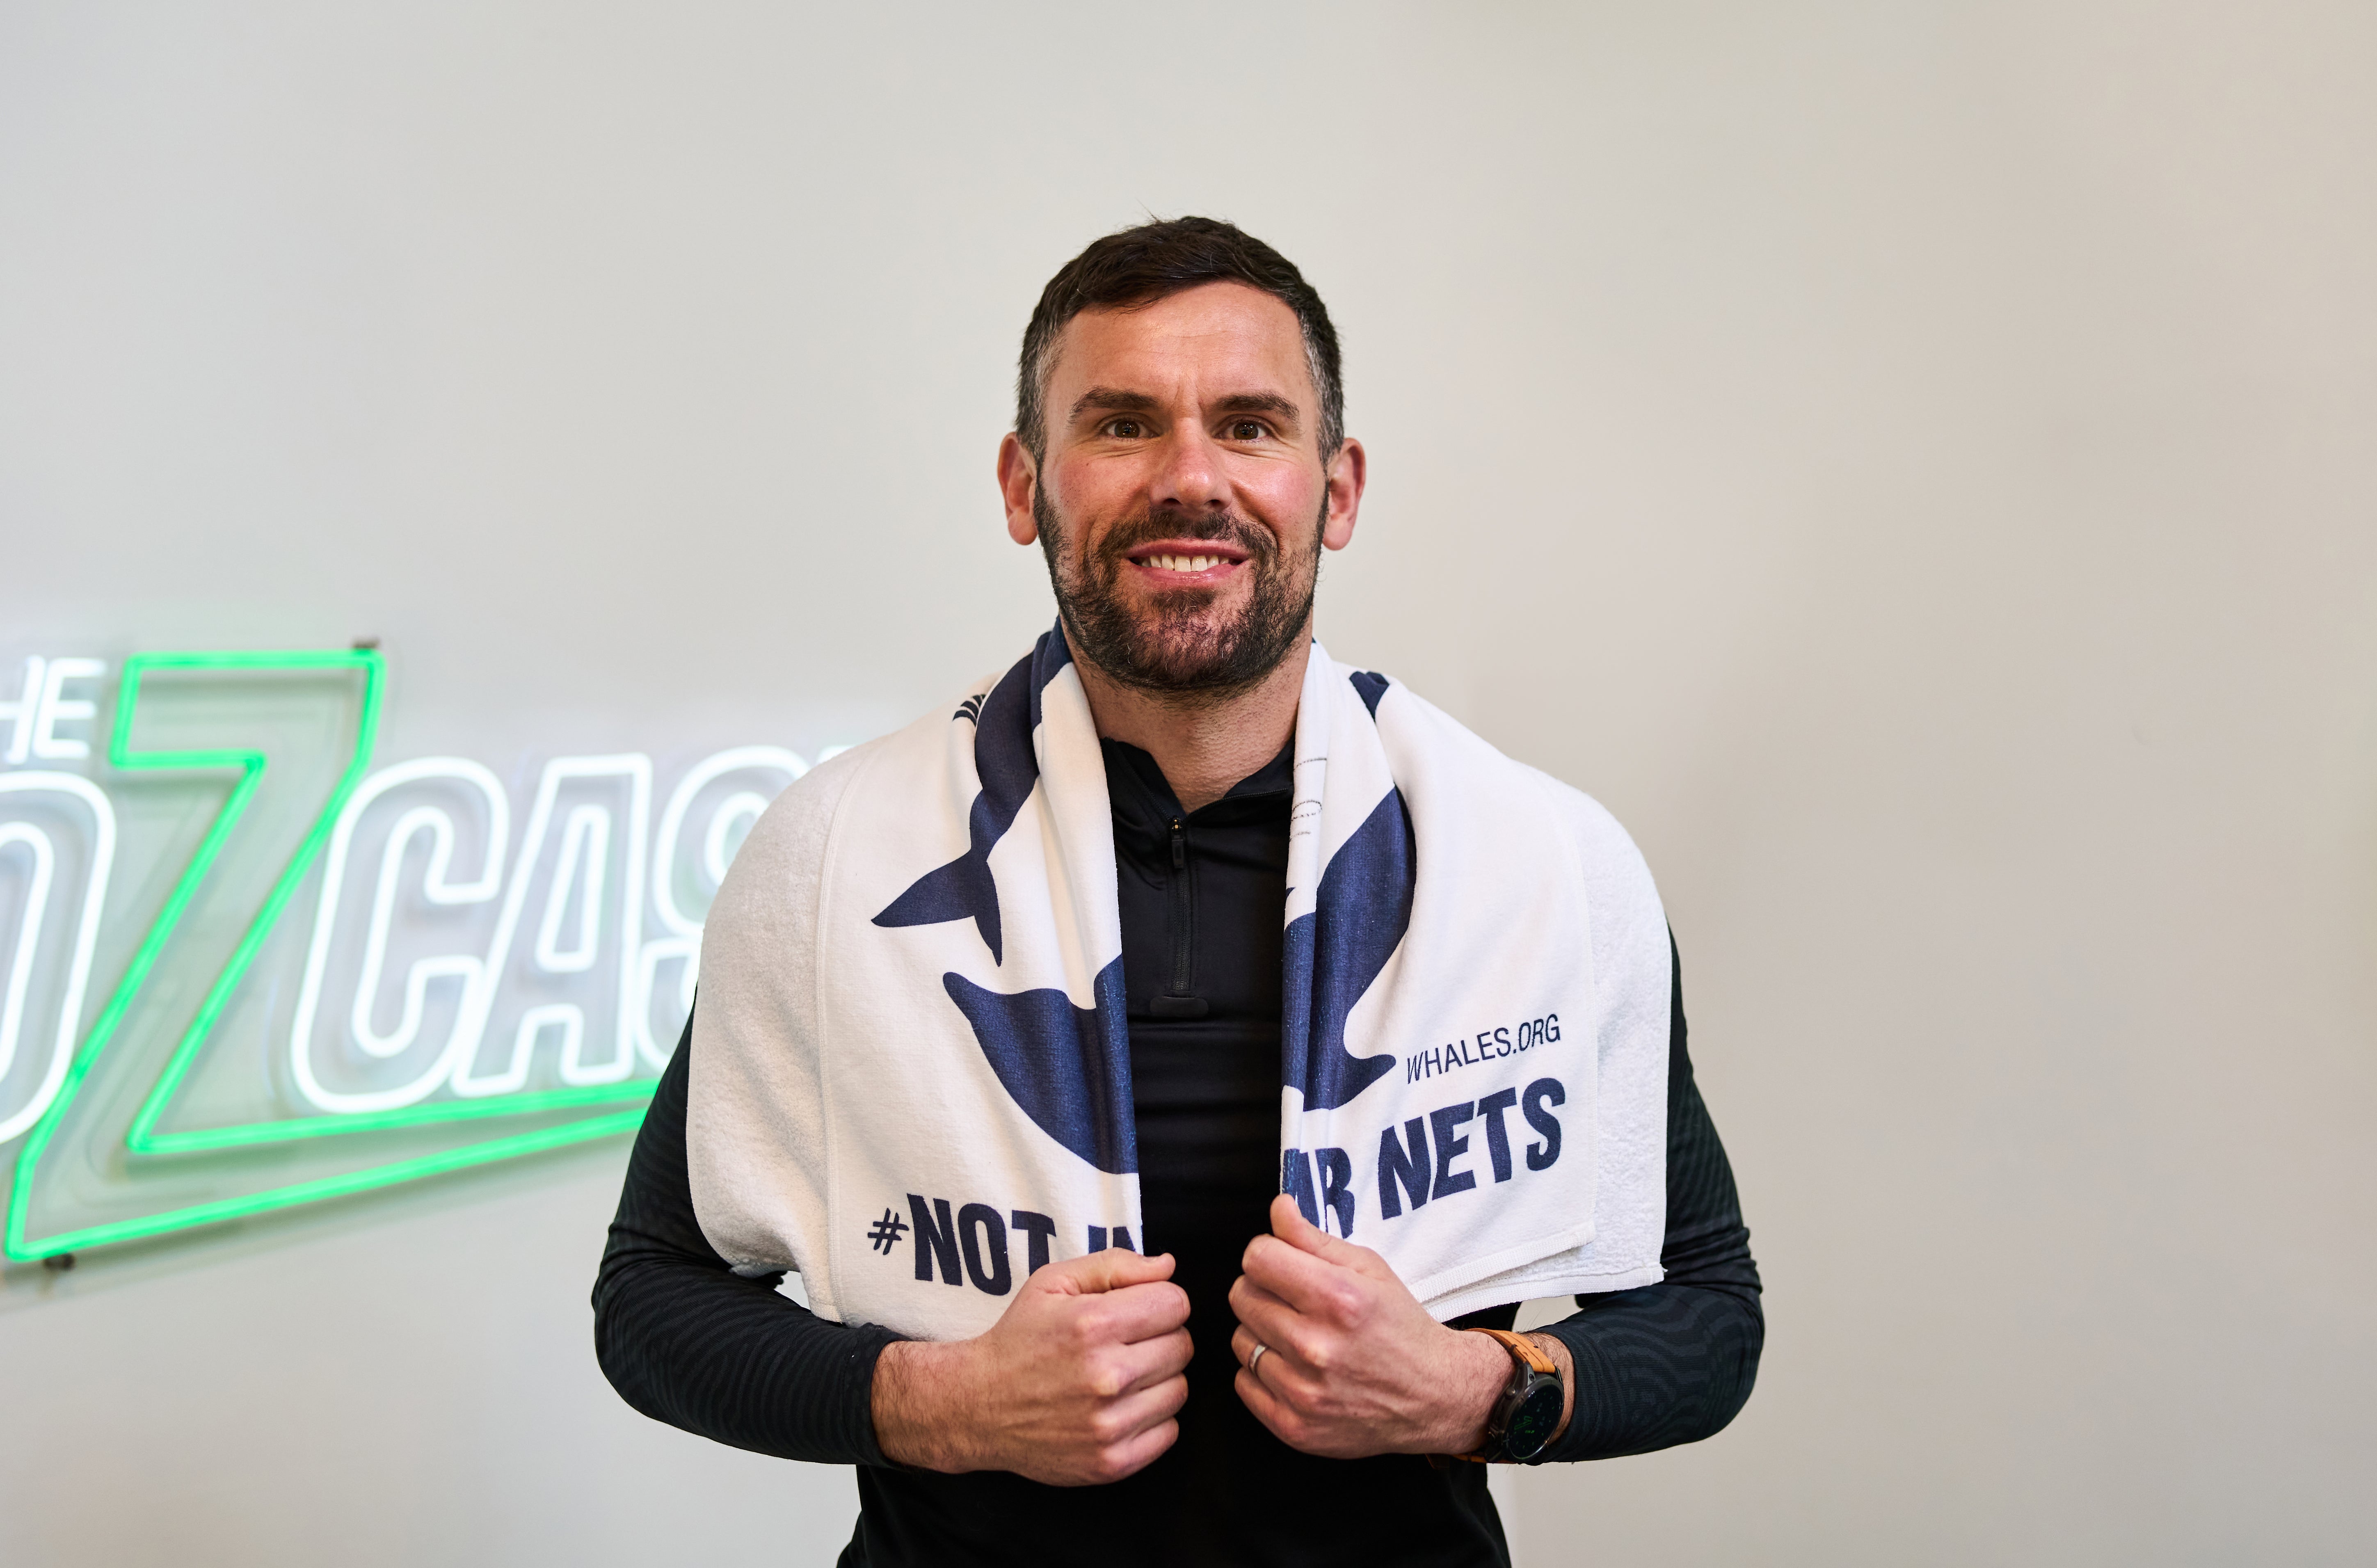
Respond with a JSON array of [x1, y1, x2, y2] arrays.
[[1000, 281, 1364, 699]]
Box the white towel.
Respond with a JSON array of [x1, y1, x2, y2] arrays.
[[688, 627, 1671, 1340]]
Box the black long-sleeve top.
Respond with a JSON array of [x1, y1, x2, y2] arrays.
[[594, 739, 1761, 1567]]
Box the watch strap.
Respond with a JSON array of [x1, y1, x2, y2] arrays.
[[1466, 1326, 1557, 1377], [1440, 1327, 1562, 1465]]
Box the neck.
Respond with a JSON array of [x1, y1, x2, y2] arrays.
[[1065, 627, 1310, 812]]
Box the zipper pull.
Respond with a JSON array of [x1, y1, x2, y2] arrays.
[[1170, 818, 1186, 869]]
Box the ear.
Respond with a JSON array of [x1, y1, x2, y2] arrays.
[[1321, 437, 1366, 552], [998, 432, 1040, 546]]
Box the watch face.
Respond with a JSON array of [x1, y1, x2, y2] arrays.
[[1504, 1380, 1565, 1460]]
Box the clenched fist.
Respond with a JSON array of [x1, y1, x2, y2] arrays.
[[873, 1249, 1194, 1486]]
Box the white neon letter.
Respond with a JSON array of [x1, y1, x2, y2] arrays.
[[0, 658, 43, 766], [470, 1003, 584, 1098], [289, 758, 510, 1115], [0, 825, 57, 1086], [533, 805, 610, 975], [637, 747, 805, 1068], [0, 773, 116, 1143], [703, 792, 770, 888], [32, 657, 106, 761], [649, 747, 806, 937], [454, 754, 650, 1096]]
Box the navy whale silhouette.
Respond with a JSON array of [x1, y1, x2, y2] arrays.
[[874, 629, 1409, 1171]]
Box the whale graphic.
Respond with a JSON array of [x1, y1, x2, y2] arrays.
[[1281, 781, 1411, 1111], [875, 633, 1407, 1170], [871, 637, 1073, 965], [943, 961, 1134, 1175]]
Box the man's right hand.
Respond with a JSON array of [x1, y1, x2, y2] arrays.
[[871, 1249, 1193, 1486]]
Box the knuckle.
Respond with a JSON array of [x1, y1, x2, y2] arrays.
[[1092, 1442, 1139, 1483]]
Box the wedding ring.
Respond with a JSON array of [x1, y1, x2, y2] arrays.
[[1246, 1342, 1270, 1376]]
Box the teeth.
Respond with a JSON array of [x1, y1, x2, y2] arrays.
[[1148, 554, 1223, 571]]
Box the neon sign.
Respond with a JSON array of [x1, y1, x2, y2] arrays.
[[0, 649, 823, 1262]]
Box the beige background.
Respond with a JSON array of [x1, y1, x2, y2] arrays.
[[3, 2, 2373, 1563]]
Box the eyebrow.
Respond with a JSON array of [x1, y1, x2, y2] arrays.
[[1070, 387, 1162, 421], [1212, 393, 1301, 426], [1067, 387, 1304, 426]]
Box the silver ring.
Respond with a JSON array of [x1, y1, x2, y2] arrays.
[[1246, 1342, 1270, 1376]]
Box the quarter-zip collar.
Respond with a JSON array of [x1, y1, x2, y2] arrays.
[[1100, 735, 1294, 1026]]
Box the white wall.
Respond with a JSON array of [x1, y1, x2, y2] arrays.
[[3, 3, 2373, 1563]]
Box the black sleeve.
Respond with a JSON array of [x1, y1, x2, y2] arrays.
[[591, 1010, 903, 1464], [1533, 933, 1764, 1462]]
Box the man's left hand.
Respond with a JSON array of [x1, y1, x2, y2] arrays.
[[1228, 1194, 1565, 1458]]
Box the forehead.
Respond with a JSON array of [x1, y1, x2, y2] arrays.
[[1049, 281, 1311, 401]]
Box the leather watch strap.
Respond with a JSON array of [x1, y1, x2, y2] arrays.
[[1428, 1327, 1564, 1465], [1467, 1326, 1558, 1376]]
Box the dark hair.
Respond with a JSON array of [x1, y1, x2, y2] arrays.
[[1016, 216, 1343, 464]]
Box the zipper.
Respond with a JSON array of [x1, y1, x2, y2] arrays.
[[1151, 816, 1208, 1018]]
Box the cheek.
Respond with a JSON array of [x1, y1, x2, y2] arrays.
[[1047, 477, 1138, 558], [1239, 470, 1329, 547], [1050, 453, 1146, 516]]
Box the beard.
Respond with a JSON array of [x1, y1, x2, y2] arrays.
[[1035, 485, 1321, 702]]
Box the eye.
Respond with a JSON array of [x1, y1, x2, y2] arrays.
[[1104, 417, 1147, 439], [1228, 419, 1268, 441]]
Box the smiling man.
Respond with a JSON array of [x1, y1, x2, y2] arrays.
[[594, 218, 1762, 1566]]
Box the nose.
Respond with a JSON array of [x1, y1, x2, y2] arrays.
[[1151, 423, 1231, 514]]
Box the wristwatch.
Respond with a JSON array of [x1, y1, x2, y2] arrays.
[[1458, 1328, 1566, 1463]]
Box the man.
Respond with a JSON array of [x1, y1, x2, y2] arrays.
[[594, 217, 1760, 1566]]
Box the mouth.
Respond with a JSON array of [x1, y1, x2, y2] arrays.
[[1121, 538, 1251, 586]]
